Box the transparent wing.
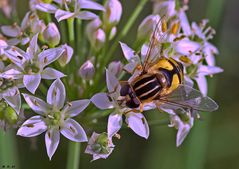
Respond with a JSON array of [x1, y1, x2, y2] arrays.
[[142, 16, 167, 72], [158, 84, 218, 112]]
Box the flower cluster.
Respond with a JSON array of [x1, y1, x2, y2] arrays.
[[0, 0, 222, 162]]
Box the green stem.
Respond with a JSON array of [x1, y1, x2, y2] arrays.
[[66, 142, 81, 169], [0, 130, 19, 169], [67, 18, 75, 48], [59, 21, 67, 43]]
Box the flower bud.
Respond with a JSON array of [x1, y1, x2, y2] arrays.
[[85, 132, 115, 161], [43, 22, 60, 47], [79, 60, 95, 80], [86, 19, 106, 51], [58, 44, 73, 67], [137, 15, 160, 41], [108, 61, 123, 76], [4, 106, 18, 125], [103, 0, 122, 29]]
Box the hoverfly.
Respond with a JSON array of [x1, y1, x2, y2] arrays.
[[119, 17, 218, 116]]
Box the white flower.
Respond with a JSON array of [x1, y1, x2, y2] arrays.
[[161, 105, 194, 147], [17, 79, 90, 160], [85, 132, 114, 161], [54, 0, 105, 22], [91, 69, 150, 139], [153, 0, 176, 17], [2, 34, 65, 94]]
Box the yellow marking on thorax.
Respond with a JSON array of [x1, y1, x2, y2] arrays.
[[148, 58, 174, 73]]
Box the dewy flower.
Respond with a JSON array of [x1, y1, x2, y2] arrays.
[[36, 0, 105, 22], [103, 0, 122, 29], [0, 61, 21, 114], [2, 34, 65, 94], [43, 22, 61, 47], [17, 79, 90, 160], [85, 132, 114, 161], [91, 69, 150, 139]]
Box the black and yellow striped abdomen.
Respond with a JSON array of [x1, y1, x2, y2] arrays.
[[131, 58, 184, 104]]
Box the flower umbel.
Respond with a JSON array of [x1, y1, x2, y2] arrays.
[[17, 79, 90, 160]]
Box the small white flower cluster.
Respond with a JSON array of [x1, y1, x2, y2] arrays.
[[0, 0, 222, 162]]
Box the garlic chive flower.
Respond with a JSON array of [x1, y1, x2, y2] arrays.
[[3, 34, 65, 94], [17, 79, 90, 160], [91, 69, 150, 139]]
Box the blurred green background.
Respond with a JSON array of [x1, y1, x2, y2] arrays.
[[1, 0, 239, 169]]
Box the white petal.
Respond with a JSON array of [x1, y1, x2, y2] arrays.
[[60, 118, 88, 142], [7, 38, 21, 46], [119, 42, 135, 61], [107, 113, 122, 137], [22, 93, 50, 115], [45, 128, 60, 160], [41, 67, 65, 80], [106, 69, 120, 93], [195, 75, 208, 96], [176, 125, 191, 147], [78, 0, 105, 11], [58, 44, 73, 67], [91, 93, 114, 110], [198, 65, 223, 76], [47, 79, 65, 109], [76, 11, 98, 20], [55, 9, 75, 22], [178, 10, 192, 36], [23, 74, 41, 94], [1, 25, 21, 37], [63, 99, 90, 117], [3, 89, 21, 114], [174, 39, 200, 56], [38, 47, 65, 68], [35, 2, 58, 13], [28, 33, 39, 57], [125, 112, 150, 139], [17, 116, 47, 137], [20, 12, 30, 30], [0, 69, 23, 79]]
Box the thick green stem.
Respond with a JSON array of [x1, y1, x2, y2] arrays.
[[67, 18, 75, 48], [66, 142, 81, 169], [0, 130, 19, 169], [185, 1, 225, 169]]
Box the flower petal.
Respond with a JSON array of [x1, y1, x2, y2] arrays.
[[28, 33, 39, 58], [1, 25, 21, 37], [38, 47, 65, 68], [198, 65, 223, 76], [78, 0, 105, 11], [55, 9, 75, 22], [35, 2, 58, 13], [47, 79, 65, 109], [58, 44, 73, 67], [45, 128, 60, 160], [108, 113, 122, 137], [60, 118, 88, 142], [3, 89, 21, 114], [119, 42, 135, 61], [22, 93, 50, 115], [41, 67, 65, 80], [76, 11, 98, 20], [91, 92, 114, 110], [17, 115, 47, 137], [195, 75, 208, 96], [176, 125, 191, 147], [0, 68, 23, 79], [63, 99, 90, 117], [125, 112, 150, 139], [106, 69, 120, 93], [23, 74, 41, 94], [174, 39, 200, 56]]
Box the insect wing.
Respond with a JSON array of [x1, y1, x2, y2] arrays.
[[159, 85, 219, 112], [142, 16, 167, 72]]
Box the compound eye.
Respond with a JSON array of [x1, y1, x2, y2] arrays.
[[120, 84, 130, 96]]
